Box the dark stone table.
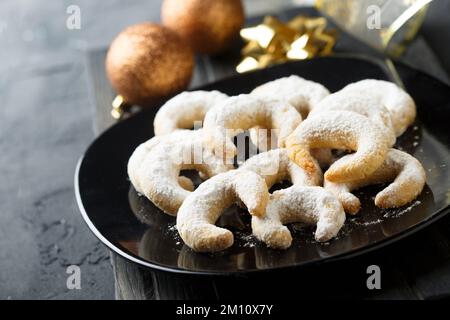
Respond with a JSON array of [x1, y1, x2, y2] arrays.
[[1, 0, 449, 299]]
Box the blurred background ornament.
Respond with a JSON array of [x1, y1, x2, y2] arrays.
[[105, 23, 194, 119], [105, 0, 432, 118], [161, 0, 245, 55], [237, 14, 337, 73], [315, 0, 432, 57]]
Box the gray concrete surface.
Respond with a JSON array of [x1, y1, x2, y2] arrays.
[[0, 0, 169, 300]]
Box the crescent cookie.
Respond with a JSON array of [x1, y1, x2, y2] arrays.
[[249, 76, 328, 151], [309, 89, 396, 145], [252, 186, 346, 249], [176, 170, 269, 252], [239, 148, 322, 188], [251, 75, 330, 118], [239, 149, 342, 249], [341, 79, 416, 136], [203, 94, 302, 159], [128, 129, 232, 216], [286, 111, 391, 183], [324, 148, 426, 214], [153, 90, 228, 135]]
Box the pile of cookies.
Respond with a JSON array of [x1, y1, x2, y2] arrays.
[[128, 76, 426, 252]]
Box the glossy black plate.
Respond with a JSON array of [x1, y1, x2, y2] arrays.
[[75, 56, 450, 275]]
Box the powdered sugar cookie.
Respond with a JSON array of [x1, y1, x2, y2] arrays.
[[249, 76, 329, 151], [128, 129, 232, 216], [252, 186, 345, 249], [251, 75, 330, 118], [239, 148, 322, 188], [325, 148, 426, 214], [153, 90, 228, 135], [286, 111, 391, 183], [341, 79, 416, 136], [239, 149, 342, 249], [310, 89, 396, 145], [203, 94, 302, 159], [176, 170, 269, 252]]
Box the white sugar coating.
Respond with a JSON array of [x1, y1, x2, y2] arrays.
[[240, 148, 322, 187], [203, 94, 302, 158], [249, 75, 329, 150], [153, 90, 228, 135], [310, 89, 396, 145], [130, 77, 424, 251], [287, 111, 391, 183], [251, 186, 346, 249], [240, 149, 346, 249], [128, 129, 233, 216], [325, 148, 426, 214], [341, 79, 416, 136], [251, 75, 330, 118], [176, 170, 269, 252]]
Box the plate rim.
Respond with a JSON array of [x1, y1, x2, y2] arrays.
[[75, 55, 450, 276]]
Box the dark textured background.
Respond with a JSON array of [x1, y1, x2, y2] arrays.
[[0, 0, 449, 299]]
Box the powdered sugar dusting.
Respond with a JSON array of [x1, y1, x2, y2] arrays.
[[341, 79, 416, 136], [383, 200, 422, 218], [288, 110, 391, 183], [251, 75, 330, 118]]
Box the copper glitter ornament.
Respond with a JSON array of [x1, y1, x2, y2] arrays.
[[105, 23, 194, 114], [161, 0, 245, 55]]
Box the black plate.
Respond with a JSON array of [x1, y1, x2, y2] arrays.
[[75, 56, 450, 275]]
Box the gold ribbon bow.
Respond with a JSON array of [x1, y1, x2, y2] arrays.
[[237, 15, 338, 73]]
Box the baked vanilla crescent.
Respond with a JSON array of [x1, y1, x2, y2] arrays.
[[203, 94, 302, 159], [325, 149, 426, 214], [341, 79, 416, 136], [252, 186, 346, 249], [240, 150, 345, 249], [128, 129, 232, 215], [249, 76, 329, 151], [177, 170, 269, 252], [129, 76, 424, 253], [309, 90, 397, 145]]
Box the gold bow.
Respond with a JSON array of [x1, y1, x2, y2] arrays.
[[237, 15, 338, 73]]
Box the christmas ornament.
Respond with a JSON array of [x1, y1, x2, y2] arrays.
[[106, 23, 194, 118], [161, 0, 245, 55], [236, 15, 337, 73]]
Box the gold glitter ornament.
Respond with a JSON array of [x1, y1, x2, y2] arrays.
[[106, 23, 194, 116], [237, 15, 337, 73], [161, 0, 245, 55]]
